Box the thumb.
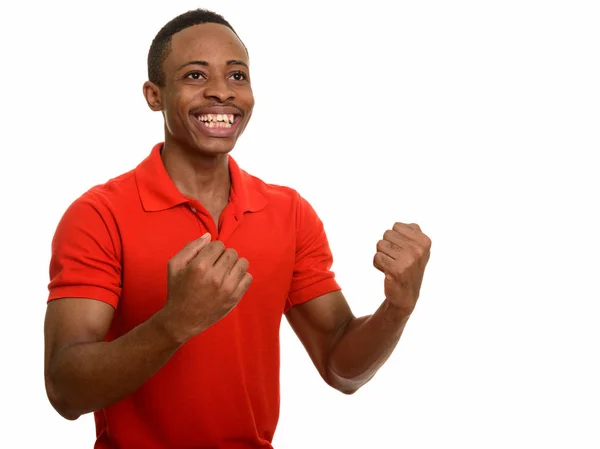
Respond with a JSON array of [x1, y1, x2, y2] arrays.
[[171, 232, 212, 271]]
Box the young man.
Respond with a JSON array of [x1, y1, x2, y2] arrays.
[[44, 9, 432, 449]]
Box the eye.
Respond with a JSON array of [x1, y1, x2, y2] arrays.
[[185, 71, 205, 80], [229, 71, 248, 82]]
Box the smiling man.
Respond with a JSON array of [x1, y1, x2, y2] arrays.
[[44, 9, 432, 449]]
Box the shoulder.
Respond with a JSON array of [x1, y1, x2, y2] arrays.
[[65, 168, 137, 216], [247, 172, 299, 197], [241, 170, 306, 209], [240, 170, 325, 235], [54, 168, 138, 240], [81, 169, 137, 208]]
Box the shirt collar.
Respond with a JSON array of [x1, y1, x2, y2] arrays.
[[135, 143, 267, 215]]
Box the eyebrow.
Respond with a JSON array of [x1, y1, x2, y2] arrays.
[[176, 60, 249, 71]]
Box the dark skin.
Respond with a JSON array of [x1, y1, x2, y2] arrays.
[[44, 23, 432, 421], [144, 23, 255, 224]]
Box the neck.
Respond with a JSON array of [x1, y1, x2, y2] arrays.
[[160, 141, 231, 207]]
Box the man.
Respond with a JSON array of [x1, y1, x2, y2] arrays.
[[44, 8, 431, 449]]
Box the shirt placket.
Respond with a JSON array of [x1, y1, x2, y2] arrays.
[[187, 201, 241, 244]]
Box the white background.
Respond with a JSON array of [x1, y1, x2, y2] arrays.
[[1, 0, 599, 448]]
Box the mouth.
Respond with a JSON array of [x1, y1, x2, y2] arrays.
[[193, 113, 239, 128], [191, 112, 242, 137]]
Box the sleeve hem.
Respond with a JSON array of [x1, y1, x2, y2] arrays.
[[285, 278, 341, 313], [48, 286, 119, 309]]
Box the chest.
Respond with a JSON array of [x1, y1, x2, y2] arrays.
[[111, 206, 296, 336]]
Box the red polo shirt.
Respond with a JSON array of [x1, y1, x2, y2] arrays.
[[48, 143, 341, 449]]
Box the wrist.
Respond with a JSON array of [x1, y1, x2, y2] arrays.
[[151, 307, 189, 347], [383, 298, 413, 323]]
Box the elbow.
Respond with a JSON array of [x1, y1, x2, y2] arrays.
[[330, 377, 361, 395], [47, 389, 82, 421], [57, 409, 82, 421], [324, 366, 364, 395], [45, 375, 82, 421], [55, 404, 82, 421], [338, 385, 359, 395]]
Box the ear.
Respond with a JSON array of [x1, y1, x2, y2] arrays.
[[143, 81, 163, 111]]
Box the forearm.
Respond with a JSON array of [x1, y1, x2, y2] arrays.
[[328, 299, 410, 393], [46, 310, 181, 420]]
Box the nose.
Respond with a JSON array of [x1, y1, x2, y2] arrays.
[[203, 77, 235, 103]]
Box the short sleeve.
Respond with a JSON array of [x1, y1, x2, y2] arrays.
[[48, 191, 122, 308], [285, 193, 341, 313]]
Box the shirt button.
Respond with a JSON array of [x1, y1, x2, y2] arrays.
[[190, 207, 196, 213]]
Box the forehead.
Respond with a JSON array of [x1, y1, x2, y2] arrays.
[[167, 23, 247, 67]]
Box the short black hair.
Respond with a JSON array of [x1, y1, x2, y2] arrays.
[[148, 9, 242, 86]]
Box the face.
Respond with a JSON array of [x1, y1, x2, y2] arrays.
[[144, 23, 254, 157]]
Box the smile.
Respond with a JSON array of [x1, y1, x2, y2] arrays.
[[194, 113, 236, 128]]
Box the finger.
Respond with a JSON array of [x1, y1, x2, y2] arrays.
[[383, 229, 421, 250], [169, 233, 212, 272], [192, 240, 226, 266], [377, 238, 405, 260], [391, 223, 431, 248], [229, 272, 253, 302], [224, 257, 249, 285], [392, 222, 422, 241], [383, 232, 431, 267], [214, 248, 240, 273], [222, 258, 249, 295], [407, 223, 421, 232], [379, 233, 423, 260], [373, 251, 394, 274]]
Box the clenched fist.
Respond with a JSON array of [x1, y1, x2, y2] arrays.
[[161, 233, 253, 343], [373, 222, 431, 316]]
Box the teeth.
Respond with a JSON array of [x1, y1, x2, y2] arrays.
[[203, 121, 232, 128], [196, 113, 236, 124]]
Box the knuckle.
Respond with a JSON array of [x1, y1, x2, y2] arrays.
[[228, 294, 241, 308], [423, 235, 432, 248], [209, 273, 222, 286], [221, 282, 236, 297], [373, 253, 385, 269], [390, 241, 402, 252], [192, 260, 207, 273], [240, 275, 253, 293], [225, 248, 238, 259], [414, 247, 425, 259]]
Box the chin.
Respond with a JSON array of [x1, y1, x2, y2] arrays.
[[194, 139, 236, 156]]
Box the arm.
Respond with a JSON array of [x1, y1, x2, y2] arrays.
[[286, 292, 408, 394], [44, 297, 182, 420], [286, 222, 431, 394], [44, 195, 184, 420], [46, 194, 252, 420], [45, 236, 253, 421]]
